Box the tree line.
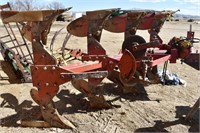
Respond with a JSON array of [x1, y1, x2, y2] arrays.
[[9, 0, 65, 11]]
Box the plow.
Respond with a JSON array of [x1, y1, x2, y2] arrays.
[[0, 2, 200, 129]]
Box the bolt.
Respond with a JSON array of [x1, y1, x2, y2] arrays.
[[54, 83, 57, 86], [43, 66, 47, 70], [109, 61, 113, 64], [98, 14, 102, 18], [46, 83, 49, 86], [96, 30, 101, 36], [35, 67, 38, 70], [52, 66, 56, 70], [99, 26, 103, 29], [38, 83, 41, 86], [36, 100, 40, 104], [61, 75, 65, 78], [26, 77, 31, 81], [46, 92, 50, 96]]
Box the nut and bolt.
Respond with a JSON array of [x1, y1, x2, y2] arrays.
[[43, 66, 47, 70], [37, 83, 41, 86], [46, 83, 49, 86], [54, 83, 57, 86]]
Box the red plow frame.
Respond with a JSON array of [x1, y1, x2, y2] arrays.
[[0, 3, 199, 129]]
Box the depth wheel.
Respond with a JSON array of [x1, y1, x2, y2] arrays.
[[122, 35, 146, 59]]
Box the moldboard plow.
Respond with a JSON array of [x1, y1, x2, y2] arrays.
[[0, 2, 200, 129]]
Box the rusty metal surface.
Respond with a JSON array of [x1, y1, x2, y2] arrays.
[[0, 3, 10, 9], [125, 11, 145, 38], [30, 10, 65, 65], [86, 9, 119, 35], [103, 10, 173, 34], [0, 8, 71, 23], [1, 10, 43, 22], [183, 53, 200, 70], [67, 8, 120, 38], [71, 79, 91, 94], [30, 89, 76, 129], [71, 79, 112, 109], [67, 16, 88, 37], [104, 13, 127, 33], [86, 9, 120, 55]]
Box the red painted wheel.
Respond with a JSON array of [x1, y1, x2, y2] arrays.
[[122, 35, 146, 59]]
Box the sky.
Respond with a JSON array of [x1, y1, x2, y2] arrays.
[[1, 0, 200, 16]]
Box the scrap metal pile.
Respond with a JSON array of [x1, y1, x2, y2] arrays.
[[0, 2, 199, 129]]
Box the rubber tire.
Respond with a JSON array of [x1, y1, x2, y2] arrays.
[[122, 35, 146, 59]]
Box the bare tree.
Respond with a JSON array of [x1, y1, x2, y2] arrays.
[[9, 0, 21, 10], [8, 0, 64, 11], [46, 1, 65, 10], [9, 0, 39, 11], [20, 0, 37, 10]]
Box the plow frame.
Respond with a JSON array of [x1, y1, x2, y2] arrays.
[[0, 2, 199, 129]]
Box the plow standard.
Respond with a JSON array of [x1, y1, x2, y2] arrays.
[[0, 2, 199, 129]]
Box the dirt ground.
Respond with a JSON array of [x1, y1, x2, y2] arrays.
[[0, 20, 200, 133]]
